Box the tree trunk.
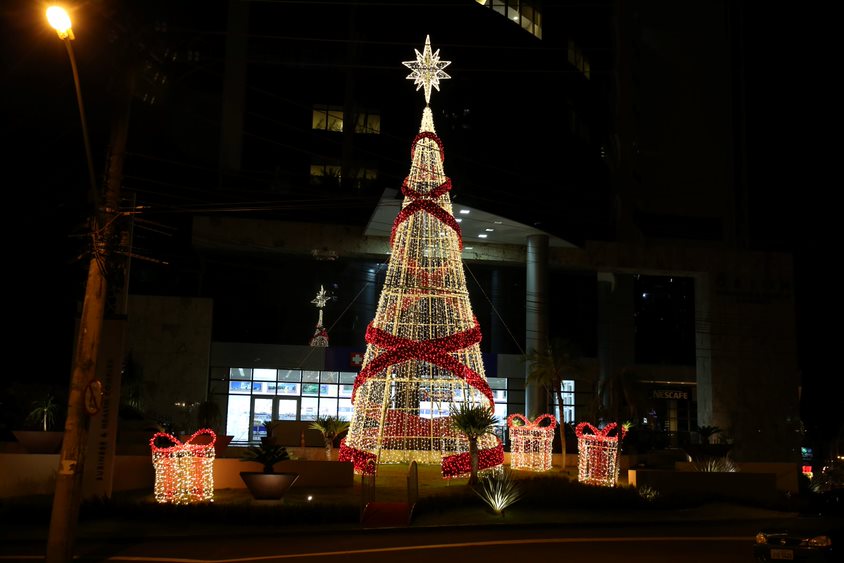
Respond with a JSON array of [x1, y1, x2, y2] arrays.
[[468, 437, 479, 485], [555, 387, 567, 469]]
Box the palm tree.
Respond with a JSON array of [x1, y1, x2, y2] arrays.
[[696, 425, 721, 445], [27, 394, 57, 431], [526, 338, 582, 468], [309, 415, 350, 460], [600, 366, 647, 423], [450, 403, 498, 485]]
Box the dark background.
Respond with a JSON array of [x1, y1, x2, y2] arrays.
[[1, 1, 836, 449]]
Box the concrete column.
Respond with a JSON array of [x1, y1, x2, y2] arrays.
[[597, 272, 614, 404], [490, 268, 504, 353], [525, 235, 549, 418], [695, 267, 800, 462], [597, 272, 635, 421]]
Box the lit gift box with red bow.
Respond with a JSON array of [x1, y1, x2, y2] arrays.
[[149, 429, 216, 504], [507, 413, 557, 472], [575, 422, 627, 487]]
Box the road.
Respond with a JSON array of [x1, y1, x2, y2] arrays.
[[0, 521, 766, 562]]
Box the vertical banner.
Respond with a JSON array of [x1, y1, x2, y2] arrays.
[[82, 318, 126, 498]]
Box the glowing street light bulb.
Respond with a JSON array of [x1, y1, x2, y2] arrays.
[[46, 6, 74, 40]]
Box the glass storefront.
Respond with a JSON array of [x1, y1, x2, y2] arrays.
[[214, 365, 575, 444], [218, 368, 356, 442]]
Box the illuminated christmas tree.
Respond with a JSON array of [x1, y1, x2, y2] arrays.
[[340, 37, 503, 478], [309, 285, 331, 347]]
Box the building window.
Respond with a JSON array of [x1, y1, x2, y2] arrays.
[[560, 380, 575, 423], [310, 162, 377, 189], [312, 106, 380, 134], [477, 0, 542, 39], [568, 39, 591, 79], [355, 112, 381, 134], [215, 367, 518, 443], [312, 105, 344, 132]]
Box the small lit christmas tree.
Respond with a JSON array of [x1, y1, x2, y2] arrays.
[[340, 36, 503, 478], [309, 285, 332, 347]]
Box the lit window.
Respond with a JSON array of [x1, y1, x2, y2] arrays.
[[312, 105, 344, 132], [310, 163, 377, 188], [276, 383, 300, 396], [320, 384, 339, 397], [318, 400, 338, 417], [300, 397, 318, 420], [320, 372, 339, 383], [338, 399, 353, 421], [229, 368, 252, 380], [279, 370, 301, 382], [355, 111, 381, 134], [253, 368, 277, 381], [481, 0, 542, 39], [310, 163, 342, 185]]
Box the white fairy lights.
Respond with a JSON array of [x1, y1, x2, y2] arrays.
[[508, 414, 556, 472], [575, 422, 627, 487], [150, 429, 216, 504], [403, 35, 451, 105], [340, 37, 502, 478]]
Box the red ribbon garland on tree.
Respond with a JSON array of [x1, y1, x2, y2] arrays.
[[401, 176, 452, 199], [411, 131, 445, 162], [352, 317, 493, 404], [441, 440, 505, 478], [391, 131, 462, 249], [390, 200, 463, 250], [338, 438, 376, 474]]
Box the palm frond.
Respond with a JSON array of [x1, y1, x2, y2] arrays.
[[450, 403, 498, 438]]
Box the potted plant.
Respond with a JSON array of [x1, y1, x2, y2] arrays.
[[13, 394, 64, 453], [261, 419, 281, 446], [239, 443, 299, 500], [308, 415, 350, 460], [196, 400, 233, 456]]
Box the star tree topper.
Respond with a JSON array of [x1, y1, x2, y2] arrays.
[[311, 285, 331, 310], [403, 35, 451, 105]]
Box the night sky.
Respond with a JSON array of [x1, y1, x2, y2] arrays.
[[2, 1, 837, 448]]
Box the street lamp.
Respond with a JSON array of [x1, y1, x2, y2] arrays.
[[46, 5, 99, 212], [45, 6, 109, 563]]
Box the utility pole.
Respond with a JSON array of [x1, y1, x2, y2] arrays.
[[44, 7, 132, 562]]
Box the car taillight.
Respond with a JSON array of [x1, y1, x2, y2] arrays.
[[808, 535, 832, 547], [755, 533, 768, 544]]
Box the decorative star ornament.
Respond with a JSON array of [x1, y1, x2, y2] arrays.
[[403, 35, 451, 105], [311, 285, 330, 309]]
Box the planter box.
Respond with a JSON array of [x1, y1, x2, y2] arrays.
[[675, 461, 800, 493], [240, 472, 299, 500], [215, 458, 353, 489], [629, 469, 778, 503], [12, 431, 63, 454]]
